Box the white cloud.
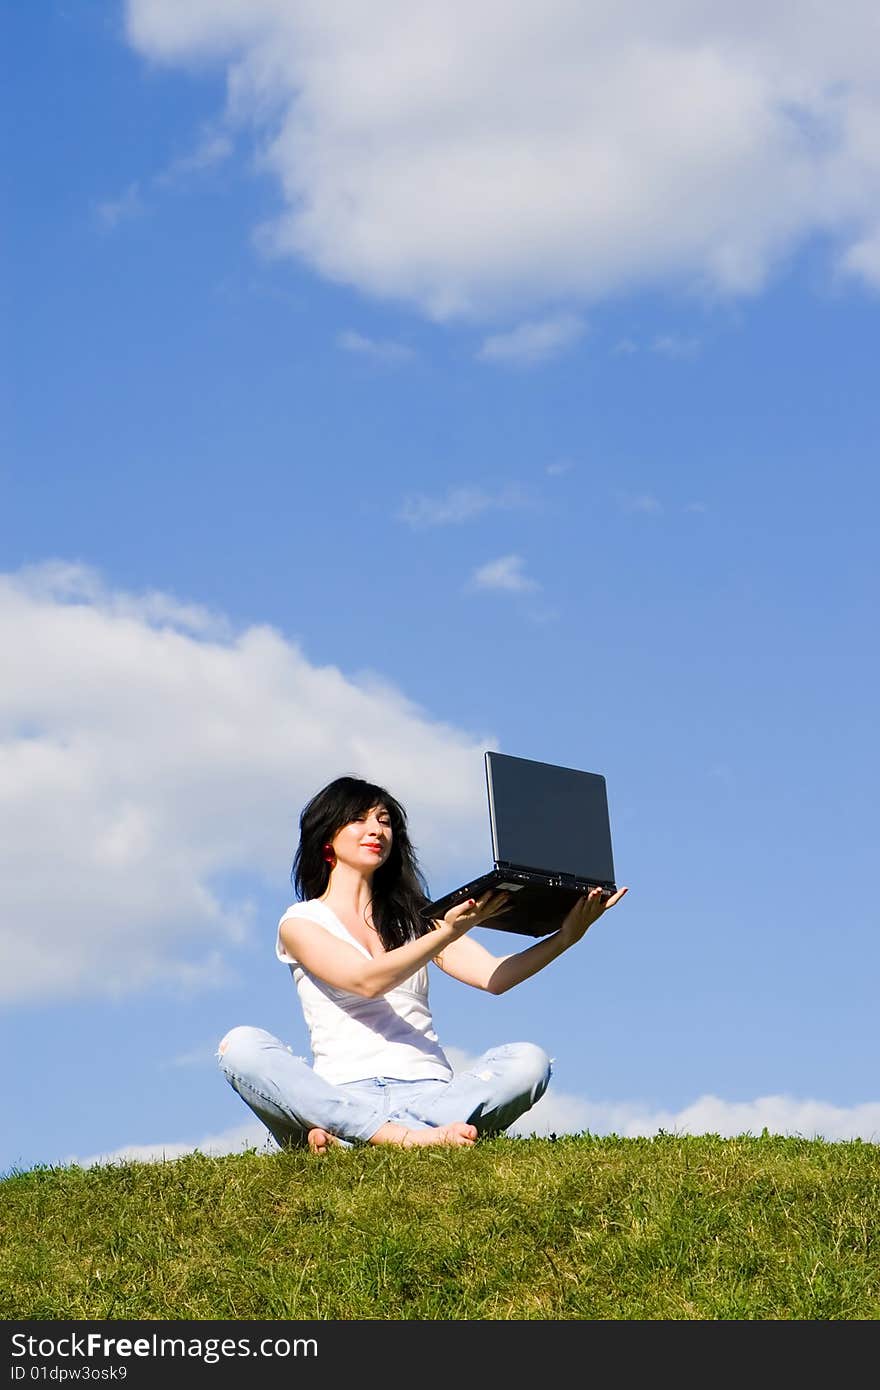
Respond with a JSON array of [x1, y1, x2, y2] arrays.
[[125, 1, 880, 316], [618, 492, 663, 514], [396, 484, 530, 528], [164, 1043, 220, 1069], [74, 1121, 272, 1169], [337, 330, 415, 364], [155, 128, 234, 185], [511, 1089, 880, 1143], [0, 563, 495, 1006], [94, 182, 144, 230], [477, 315, 585, 365], [839, 230, 880, 288], [469, 554, 540, 594], [652, 333, 702, 358]]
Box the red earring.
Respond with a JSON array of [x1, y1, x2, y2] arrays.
[[323, 844, 336, 865]]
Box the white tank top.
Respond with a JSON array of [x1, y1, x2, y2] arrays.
[[276, 899, 453, 1085]]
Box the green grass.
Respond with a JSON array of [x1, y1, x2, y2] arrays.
[[2, 1133, 879, 1320]]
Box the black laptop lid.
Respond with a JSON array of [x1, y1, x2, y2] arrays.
[[486, 751, 615, 883]]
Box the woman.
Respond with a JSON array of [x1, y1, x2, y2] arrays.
[[218, 775, 627, 1153]]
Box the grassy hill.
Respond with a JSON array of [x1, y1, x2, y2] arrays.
[[2, 1133, 878, 1320]]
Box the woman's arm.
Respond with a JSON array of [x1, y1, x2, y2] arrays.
[[436, 885, 628, 994], [278, 891, 509, 999]]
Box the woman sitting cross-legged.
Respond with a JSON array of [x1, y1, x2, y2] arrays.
[[218, 775, 627, 1153]]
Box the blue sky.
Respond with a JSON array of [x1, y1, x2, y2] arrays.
[[3, 2, 879, 1175]]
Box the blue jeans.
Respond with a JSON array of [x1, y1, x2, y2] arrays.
[[218, 1025, 552, 1148]]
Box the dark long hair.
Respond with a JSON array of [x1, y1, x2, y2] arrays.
[[291, 776, 433, 949]]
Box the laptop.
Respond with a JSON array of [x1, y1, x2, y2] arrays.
[[421, 751, 618, 936]]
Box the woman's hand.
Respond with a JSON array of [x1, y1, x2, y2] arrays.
[[558, 885, 628, 947], [441, 890, 511, 936]]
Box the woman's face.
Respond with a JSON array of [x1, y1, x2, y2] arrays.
[[330, 804, 393, 872]]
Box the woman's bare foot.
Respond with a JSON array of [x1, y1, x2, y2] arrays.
[[369, 1121, 477, 1148], [307, 1127, 342, 1155]]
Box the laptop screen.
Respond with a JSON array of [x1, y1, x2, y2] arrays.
[[486, 751, 615, 883]]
